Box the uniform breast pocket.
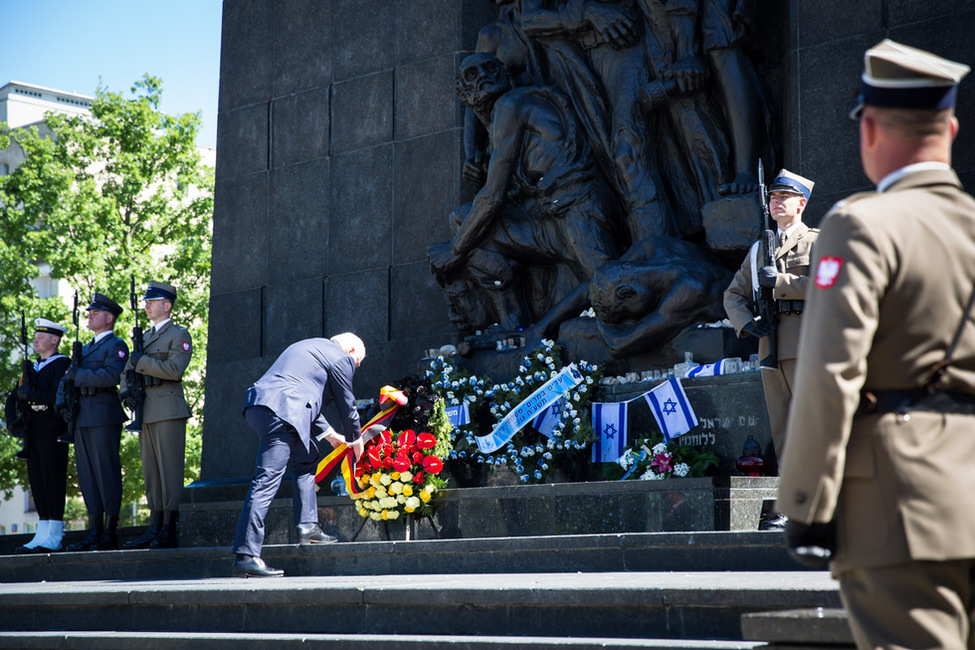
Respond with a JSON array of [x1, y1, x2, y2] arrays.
[[785, 254, 810, 272]]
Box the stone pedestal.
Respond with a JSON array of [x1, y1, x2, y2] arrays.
[[180, 475, 780, 547]]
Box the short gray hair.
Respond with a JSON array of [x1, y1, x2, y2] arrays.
[[331, 332, 365, 364]]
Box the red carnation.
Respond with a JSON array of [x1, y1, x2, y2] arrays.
[[412, 451, 423, 464], [413, 471, 425, 483], [422, 456, 444, 474], [416, 433, 437, 449], [383, 457, 395, 469]]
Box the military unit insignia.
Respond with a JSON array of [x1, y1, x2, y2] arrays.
[[815, 257, 844, 289]]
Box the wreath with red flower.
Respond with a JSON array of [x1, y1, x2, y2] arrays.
[[352, 400, 452, 521]]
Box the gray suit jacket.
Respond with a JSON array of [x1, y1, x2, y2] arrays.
[[242, 338, 360, 446]]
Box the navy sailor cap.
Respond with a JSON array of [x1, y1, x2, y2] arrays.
[[35, 318, 67, 336]]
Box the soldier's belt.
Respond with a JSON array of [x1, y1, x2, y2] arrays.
[[778, 299, 804, 315], [144, 377, 181, 388], [79, 386, 118, 397], [858, 388, 975, 416]]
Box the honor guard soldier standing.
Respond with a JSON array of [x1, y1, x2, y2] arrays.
[[778, 41, 975, 649], [5, 319, 71, 552], [121, 281, 192, 549], [723, 169, 817, 468], [61, 293, 129, 552]]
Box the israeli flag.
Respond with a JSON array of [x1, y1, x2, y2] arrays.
[[643, 377, 698, 441], [532, 398, 562, 438], [590, 401, 628, 463], [686, 360, 724, 377], [445, 403, 471, 427]]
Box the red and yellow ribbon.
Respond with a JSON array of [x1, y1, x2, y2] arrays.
[[315, 385, 408, 494]]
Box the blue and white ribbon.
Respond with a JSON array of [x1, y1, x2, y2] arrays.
[[476, 364, 583, 453]]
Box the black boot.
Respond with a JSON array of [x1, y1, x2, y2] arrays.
[[123, 511, 163, 549], [94, 515, 119, 550], [150, 511, 179, 549], [66, 514, 103, 552]]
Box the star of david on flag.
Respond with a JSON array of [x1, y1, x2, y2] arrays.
[[590, 401, 627, 463], [644, 377, 698, 441], [532, 397, 562, 438]]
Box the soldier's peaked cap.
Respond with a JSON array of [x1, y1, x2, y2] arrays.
[[35, 318, 67, 336], [851, 39, 970, 119], [87, 293, 123, 317], [143, 281, 177, 303], [769, 169, 814, 200]]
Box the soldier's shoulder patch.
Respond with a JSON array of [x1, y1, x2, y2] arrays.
[[815, 257, 844, 288], [182, 341, 191, 352], [118, 349, 127, 359]]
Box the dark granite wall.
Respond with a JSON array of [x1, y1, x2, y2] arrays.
[[201, 0, 975, 483]]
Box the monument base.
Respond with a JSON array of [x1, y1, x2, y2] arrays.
[[180, 476, 779, 547]]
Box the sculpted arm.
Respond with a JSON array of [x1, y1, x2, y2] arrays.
[[450, 99, 526, 258]]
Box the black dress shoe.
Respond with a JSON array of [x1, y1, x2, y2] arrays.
[[66, 527, 102, 552], [296, 523, 337, 545], [232, 555, 284, 578]]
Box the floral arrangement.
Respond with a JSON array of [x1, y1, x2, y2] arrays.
[[351, 395, 452, 521], [608, 433, 719, 481], [427, 339, 602, 484]]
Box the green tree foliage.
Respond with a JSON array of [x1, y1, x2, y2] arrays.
[[0, 76, 213, 520]]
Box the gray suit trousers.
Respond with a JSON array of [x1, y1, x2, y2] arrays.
[[232, 406, 319, 557]]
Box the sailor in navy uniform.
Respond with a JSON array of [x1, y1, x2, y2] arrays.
[[5, 318, 71, 553]]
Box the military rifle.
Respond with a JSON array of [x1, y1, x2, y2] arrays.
[[9, 312, 32, 458], [123, 274, 146, 432], [57, 291, 82, 444], [756, 160, 779, 370]]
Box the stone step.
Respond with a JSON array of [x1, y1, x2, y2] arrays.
[[0, 571, 840, 642], [0, 530, 807, 583], [0, 632, 766, 650]]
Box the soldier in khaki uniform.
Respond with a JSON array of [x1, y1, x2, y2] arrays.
[[121, 281, 192, 549], [779, 41, 975, 649], [723, 169, 817, 468]]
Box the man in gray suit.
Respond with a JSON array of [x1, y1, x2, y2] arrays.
[[62, 293, 130, 552], [232, 333, 366, 578]]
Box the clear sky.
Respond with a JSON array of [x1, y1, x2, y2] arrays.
[[0, 0, 222, 148]]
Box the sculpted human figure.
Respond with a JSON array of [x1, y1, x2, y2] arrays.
[[532, 236, 731, 358], [658, 0, 769, 195], [517, 0, 677, 240], [429, 52, 621, 332]]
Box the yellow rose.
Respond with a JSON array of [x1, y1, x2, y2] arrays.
[[420, 491, 432, 503], [390, 472, 400, 480], [403, 485, 414, 497]]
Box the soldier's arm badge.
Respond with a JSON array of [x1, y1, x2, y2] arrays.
[[815, 256, 844, 289]]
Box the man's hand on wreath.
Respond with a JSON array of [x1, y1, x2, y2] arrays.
[[348, 438, 364, 462]]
